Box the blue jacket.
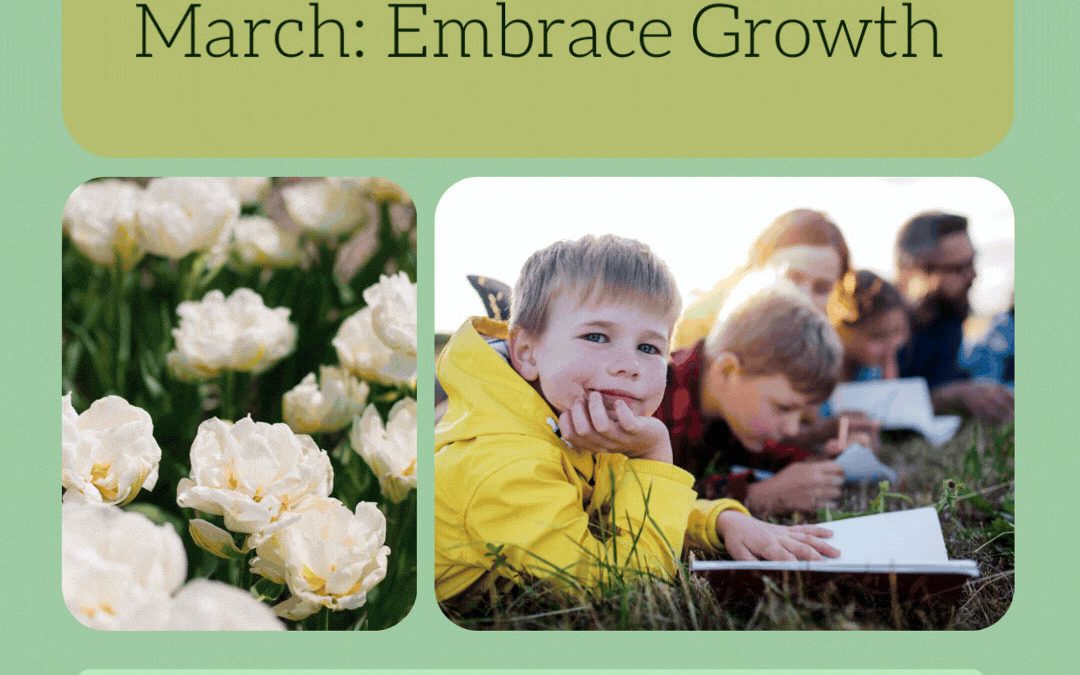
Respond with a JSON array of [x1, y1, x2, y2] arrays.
[[899, 314, 971, 388]]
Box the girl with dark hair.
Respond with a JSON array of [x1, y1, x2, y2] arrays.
[[827, 270, 911, 382]]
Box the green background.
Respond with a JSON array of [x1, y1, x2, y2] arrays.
[[2, 0, 1077, 673]]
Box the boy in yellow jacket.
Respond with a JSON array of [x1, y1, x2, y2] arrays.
[[435, 235, 837, 603]]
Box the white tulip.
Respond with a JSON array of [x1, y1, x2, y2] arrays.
[[220, 177, 271, 206], [250, 497, 389, 620], [167, 288, 297, 381], [65, 504, 284, 631], [363, 177, 411, 204], [281, 177, 370, 239], [363, 272, 417, 357], [176, 416, 333, 541], [282, 366, 370, 435], [350, 399, 417, 504], [117, 579, 285, 631], [232, 215, 302, 268], [62, 179, 143, 269], [387, 201, 418, 240], [333, 307, 416, 386], [62, 394, 161, 506], [188, 518, 246, 560], [136, 178, 239, 259], [62, 503, 186, 630]]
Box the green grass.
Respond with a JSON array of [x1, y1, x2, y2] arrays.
[[444, 421, 1014, 630]]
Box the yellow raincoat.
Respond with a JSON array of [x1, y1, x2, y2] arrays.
[[435, 318, 747, 601]]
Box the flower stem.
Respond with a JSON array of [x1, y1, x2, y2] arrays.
[[179, 253, 207, 302], [220, 371, 237, 421], [388, 494, 416, 582], [111, 263, 134, 396]]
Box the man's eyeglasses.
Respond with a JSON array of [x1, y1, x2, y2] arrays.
[[922, 257, 976, 276]]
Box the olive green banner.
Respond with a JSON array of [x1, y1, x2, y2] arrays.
[[62, 0, 1013, 157]]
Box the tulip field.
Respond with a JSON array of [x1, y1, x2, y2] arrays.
[[61, 177, 417, 630]]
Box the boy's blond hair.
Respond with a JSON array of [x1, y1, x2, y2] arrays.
[[510, 234, 681, 335], [705, 273, 842, 402]]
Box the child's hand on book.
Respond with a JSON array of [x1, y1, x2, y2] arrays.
[[716, 510, 839, 561], [559, 391, 673, 463]]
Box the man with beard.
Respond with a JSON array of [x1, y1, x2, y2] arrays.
[[895, 212, 1014, 424]]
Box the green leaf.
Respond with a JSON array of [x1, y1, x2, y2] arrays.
[[252, 578, 286, 603], [126, 502, 186, 536]]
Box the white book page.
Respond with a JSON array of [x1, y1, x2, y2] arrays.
[[829, 378, 935, 430], [820, 507, 949, 565], [921, 415, 963, 446], [829, 379, 962, 445], [690, 560, 979, 576]]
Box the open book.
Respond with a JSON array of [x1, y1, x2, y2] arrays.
[[692, 508, 979, 597], [827, 377, 963, 446]]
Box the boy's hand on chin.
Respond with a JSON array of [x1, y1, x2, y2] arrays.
[[559, 391, 673, 463], [716, 510, 839, 561]]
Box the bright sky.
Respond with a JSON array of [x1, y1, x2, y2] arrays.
[[435, 178, 1014, 333]]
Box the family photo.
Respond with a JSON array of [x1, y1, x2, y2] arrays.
[[434, 177, 1014, 630]]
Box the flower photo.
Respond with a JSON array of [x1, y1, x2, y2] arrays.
[[61, 177, 416, 631]]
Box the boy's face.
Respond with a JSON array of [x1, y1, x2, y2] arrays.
[[704, 358, 812, 450], [511, 291, 671, 418]]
